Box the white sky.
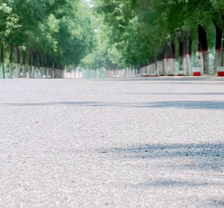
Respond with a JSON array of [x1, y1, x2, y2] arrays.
[[84, 0, 94, 8]]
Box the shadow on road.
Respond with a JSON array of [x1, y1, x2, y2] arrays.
[[134, 179, 218, 187], [97, 143, 224, 189], [96, 142, 224, 208], [2, 101, 224, 110], [206, 199, 224, 208], [97, 143, 224, 170], [138, 101, 224, 109]]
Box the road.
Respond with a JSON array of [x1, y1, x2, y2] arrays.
[[0, 77, 224, 207]]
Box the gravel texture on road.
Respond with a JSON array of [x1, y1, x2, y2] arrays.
[[0, 77, 224, 208]]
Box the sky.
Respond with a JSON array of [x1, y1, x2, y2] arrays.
[[84, 0, 94, 8]]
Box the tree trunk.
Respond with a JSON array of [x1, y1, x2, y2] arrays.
[[52, 62, 55, 79], [161, 50, 165, 75], [198, 25, 209, 74], [179, 40, 185, 72], [28, 51, 32, 78], [31, 65, 34, 78], [43, 55, 47, 77], [202, 53, 209, 75], [185, 33, 192, 75], [1, 43, 5, 79], [46, 56, 50, 79], [16, 47, 20, 78], [220, 15, 224, 66], [148, 58, 151, 75], [150, 57, 156, 75], [22, 50, 26, 77], [9, 44, 13, 78], [32, 51, 37, 78], [164, 42, 175, 75], [214, 20, 222, 74], [157, 53, 163, 75], [38, 53, 43, 78], [222, 35, 224, 66]]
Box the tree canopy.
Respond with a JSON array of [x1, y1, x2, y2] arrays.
[[88, 0, 224, 74], [0, 0, 94, 78], [1, 0, 224, 78]]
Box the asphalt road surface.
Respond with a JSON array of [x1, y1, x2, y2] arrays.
[[0, 77, 224, 208]]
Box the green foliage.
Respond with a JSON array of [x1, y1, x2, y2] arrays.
[[89, 0, 223, 68], [0, 0, 94, 72], [1, 0, 223, 76], [0, 3, 20, 42]]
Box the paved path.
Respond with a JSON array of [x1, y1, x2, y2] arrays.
[[0, 77, 224, 208]]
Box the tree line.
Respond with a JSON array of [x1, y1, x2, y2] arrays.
[[3, 0, 224, 78], [88, 0, 224, 76], [0, 0, 93, 78]]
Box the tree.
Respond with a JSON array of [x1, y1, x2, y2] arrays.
[[0, 0, 95, 79], [92, 0, 223, 76], [0, 2, 20, 78]]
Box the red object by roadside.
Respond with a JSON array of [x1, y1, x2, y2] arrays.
[[193, 72, 201, 76], [218, 71, 224, 77]]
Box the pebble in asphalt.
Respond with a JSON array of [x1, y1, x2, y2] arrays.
[[0, 77, 224, 208]]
